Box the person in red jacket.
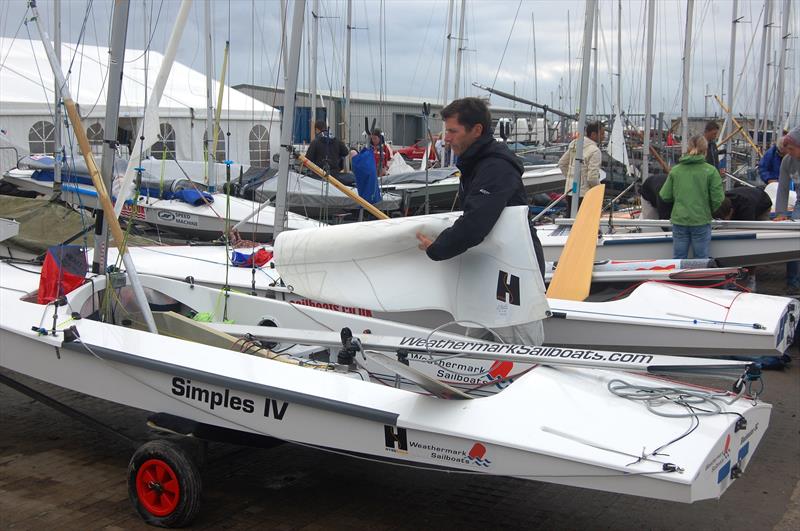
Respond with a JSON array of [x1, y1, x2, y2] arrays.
[[369, 128, 392, 177]]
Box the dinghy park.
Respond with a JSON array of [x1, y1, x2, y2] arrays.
[[0, 0, 798, 529]]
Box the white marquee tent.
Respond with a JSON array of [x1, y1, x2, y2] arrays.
[[0, 37, 281, 176]]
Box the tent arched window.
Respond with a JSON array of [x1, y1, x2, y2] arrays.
[[87, 123, 104, 156], [28, 120, 55, 154], [249, 125, 270, 168], [203, 126, 227, 162], [150, 123, 176, 160]]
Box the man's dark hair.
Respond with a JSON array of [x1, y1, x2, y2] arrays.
[[586, 121, 604, 137], [713, 197, 732, 219], [441, 97, 491, 134], [314, 120, 328, 132], [705, 120, 720, 133], [371, 128, 383, 136]]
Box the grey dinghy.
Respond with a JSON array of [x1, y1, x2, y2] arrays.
[[0, 258, 772, 512], [534, 220, 800, 267]]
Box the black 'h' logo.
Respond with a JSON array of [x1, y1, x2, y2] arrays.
[[496, 270, 520, 305], [384, 425, 408, 451]]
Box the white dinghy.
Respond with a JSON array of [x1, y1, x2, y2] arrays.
[[0, 253, 773, 526]]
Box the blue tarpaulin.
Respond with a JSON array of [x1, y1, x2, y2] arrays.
[[351, 148, 382, 204]]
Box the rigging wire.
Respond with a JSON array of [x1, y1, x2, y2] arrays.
[[489, 0, 522, 92]]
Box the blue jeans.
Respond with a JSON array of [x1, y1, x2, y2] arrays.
[[672, 224, 712, 259]]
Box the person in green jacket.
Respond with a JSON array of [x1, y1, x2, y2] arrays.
[[659, 135, 724, 259]]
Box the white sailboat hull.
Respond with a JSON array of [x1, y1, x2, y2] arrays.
[[0, 263, 773, 502], [537, 224, 800, 267]]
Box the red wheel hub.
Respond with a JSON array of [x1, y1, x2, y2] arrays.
[[136, 458, 181, 516]]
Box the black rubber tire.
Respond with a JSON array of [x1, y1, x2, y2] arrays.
[[127, 439, 202, 528]]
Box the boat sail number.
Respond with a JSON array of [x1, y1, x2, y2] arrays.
[[171, 377, 289, 420]]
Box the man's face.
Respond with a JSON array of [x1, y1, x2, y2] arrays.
[[704, 129, 719, 141], [370, 134, 380, 146], [590, 128, 606, 143], [444, 116, 483, 156], [784, 142, 800, 159]]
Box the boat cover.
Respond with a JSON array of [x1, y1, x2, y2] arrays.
[[274, 205, 549, 327], [250, 171, 400, 211], [381, 167, 459, 185]]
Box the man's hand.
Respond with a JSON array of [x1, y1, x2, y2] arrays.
[[416, 231, 433, 251]]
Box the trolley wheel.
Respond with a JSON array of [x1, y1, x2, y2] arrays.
[[127, 439, 202, 528]]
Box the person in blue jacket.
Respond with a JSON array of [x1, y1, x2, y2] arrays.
[[758, 137, 785, 184]]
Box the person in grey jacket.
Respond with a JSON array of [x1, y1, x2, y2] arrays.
[[773, 125, 800, 292]]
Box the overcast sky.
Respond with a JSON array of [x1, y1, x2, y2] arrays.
[[2, 0, 798, 123]]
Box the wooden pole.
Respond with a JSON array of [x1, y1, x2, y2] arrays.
[[715, 95, 763, 157], [296, 153, 389, 220]]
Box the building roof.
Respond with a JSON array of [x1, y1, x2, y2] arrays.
[[235, 83, 543, 116], [1, 37, 278, 121]]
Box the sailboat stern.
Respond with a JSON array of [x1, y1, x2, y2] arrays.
[[690, 401, 772, 502]]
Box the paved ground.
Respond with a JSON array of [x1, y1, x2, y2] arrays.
[[1, 266, 798, 530]]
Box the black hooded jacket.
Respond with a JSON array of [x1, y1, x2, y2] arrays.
[[426, 133, 528, 261], [306, 132, 348, 176], [726, 186, 772, 220]]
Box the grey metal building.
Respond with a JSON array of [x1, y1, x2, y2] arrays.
[[234, 83, 543, 147]]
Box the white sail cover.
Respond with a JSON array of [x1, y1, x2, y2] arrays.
[[608, 113, 632, 175], [275, 205, 549, 327]]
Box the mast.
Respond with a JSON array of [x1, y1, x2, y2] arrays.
[[280, 0, 290, 77], [532, 11, 539, 141], [592, 5, 598, 118], [310, 0, 318, 134], [754, 0, 769, 148], [442, 0, 454, 112], [680, 0, 694, 153], [642, 0, 655, 185], [567, 9, 572, 113], [273, 0, 306, 238], [30, 0, 157, 334], [52, 0, 62, 196], [760, 3, 773, 150], [724, 0, 738, 181], [205, 0, 214, 189], [616, 0, 621, 115], [93, 0, 130, 274], [453, 0, 466, 99], [344, 0, 352, 145], [569, 0, 597, 218], [773, 0, 791, 140], [114, 0, 193, 219]]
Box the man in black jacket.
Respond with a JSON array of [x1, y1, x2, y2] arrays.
[[305, 120, 349, 177], [640, 173, 672, 220], [415, 98, 546, 345], [704, 120, 725, 175], [713, 186, 772, 221], [416, 98, 545, 274]]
